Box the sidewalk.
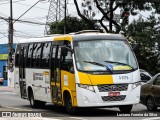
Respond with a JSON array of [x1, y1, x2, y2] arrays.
[[0, 86, 15, 93]]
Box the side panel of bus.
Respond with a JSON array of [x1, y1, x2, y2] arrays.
[[15, 38, 77, 107], [25, 42, 52, 103], [25, 68, 51, 102]]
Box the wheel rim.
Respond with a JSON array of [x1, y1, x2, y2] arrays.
[[147, 98, 154, 110]]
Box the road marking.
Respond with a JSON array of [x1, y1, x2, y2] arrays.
[[1, 106, 32, 111], [0, 118, 62, 120], [70, 117, 88, 120], [0, 92, 16, 95], [42, 118, 62, 120], [141, 117, 160, 120]]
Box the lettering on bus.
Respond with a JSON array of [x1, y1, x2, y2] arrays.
[[119, 76, 129, 80], [33, 72, 43, 81]]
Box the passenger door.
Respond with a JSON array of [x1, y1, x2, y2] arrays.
[[152, 75, 160, 105], [19, 45, 27, 98], [14, 45, 21, 96], [50, 45, 62, 104]]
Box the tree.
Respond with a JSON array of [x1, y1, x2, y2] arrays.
[[49, 16, 96, 34], [124, 14, 160, 75], [73, 0, 159, 33]]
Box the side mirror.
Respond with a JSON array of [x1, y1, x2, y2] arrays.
[[140, 73, 151, 82]]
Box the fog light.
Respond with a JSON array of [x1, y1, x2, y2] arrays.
[[84, 96, 89, 103]]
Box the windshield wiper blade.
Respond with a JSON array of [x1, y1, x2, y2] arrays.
[[104, 60, 134, 69], [83, 61, 106, 67]]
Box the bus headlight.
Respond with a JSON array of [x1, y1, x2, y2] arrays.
[[78, 84, 95, 92], [131, 81, 141, 91]]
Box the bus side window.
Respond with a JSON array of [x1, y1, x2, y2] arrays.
[[61, 50, 74, 73], [32, 43, 42, 68], [41, 42, 51, 68], [26, 44, 33, 67], [15, 45, 21, 67]]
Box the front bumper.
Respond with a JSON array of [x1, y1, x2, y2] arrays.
[[76, 84, 140, 107]]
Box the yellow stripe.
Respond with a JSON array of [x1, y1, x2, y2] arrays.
[[51, 82, 55, 86], [78, 72, 113, 85], [78, 72, 91, 84], [88, 74, 113, 85], [56, 83, 60, 86], [54, 35, 72, 42]]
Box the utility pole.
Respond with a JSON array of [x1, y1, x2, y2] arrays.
[[8, 0, 14, 72], [7, 0, 43, 71], [64, 0, 67, 34]]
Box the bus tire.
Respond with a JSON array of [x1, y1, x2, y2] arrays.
[[38, 101, 46, 108], [119, 105, 132, 113], [29, 90, 39, 108], [146, 97, 157, 111], [65, 94, 76, 114]]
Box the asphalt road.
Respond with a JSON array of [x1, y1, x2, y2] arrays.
[[0, 87, 160, 120]]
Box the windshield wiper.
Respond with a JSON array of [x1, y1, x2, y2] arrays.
[[83, 61, 113, 73], [104, 60, 134, 70], [83, 61, 106, 67]]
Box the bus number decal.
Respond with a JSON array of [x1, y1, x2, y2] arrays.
[[119, 76, 129, 80], [33, 72, 43, 81]]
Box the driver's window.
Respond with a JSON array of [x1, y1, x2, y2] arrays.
[[154, 75, 160, 86], [61, 50, 73, 73]]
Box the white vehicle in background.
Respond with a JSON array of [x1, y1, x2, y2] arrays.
[[140, 69, 152, 84]]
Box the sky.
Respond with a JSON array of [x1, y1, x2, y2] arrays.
[[0, 0, 77, 44], [0, 0, 154, 44]]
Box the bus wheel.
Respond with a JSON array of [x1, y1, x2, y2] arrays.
[[146, 97, 157, 111], [38, 101, 46, 108], [119, 105, 132, 113], [65, 95, 76, 114], [29, 90, 38, 108]]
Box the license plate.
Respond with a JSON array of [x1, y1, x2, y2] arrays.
[[108, 92, 120, 96]]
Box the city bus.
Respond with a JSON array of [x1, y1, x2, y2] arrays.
[[14, 31, 141, 114]]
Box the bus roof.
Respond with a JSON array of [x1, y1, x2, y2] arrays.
[[72, 33, 126, 41], [18, 35, 73, 44], [18, 36, 54, 44], [18, 33, 126, 44]]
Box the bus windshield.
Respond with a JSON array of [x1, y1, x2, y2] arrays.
[[74, 40, 138, 72]]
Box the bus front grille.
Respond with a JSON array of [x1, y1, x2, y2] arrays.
[[102, 95, 126, 101], [97, 84, 128, 92]]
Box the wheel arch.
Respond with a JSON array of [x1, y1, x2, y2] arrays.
[[63, 89, 73, 106]]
